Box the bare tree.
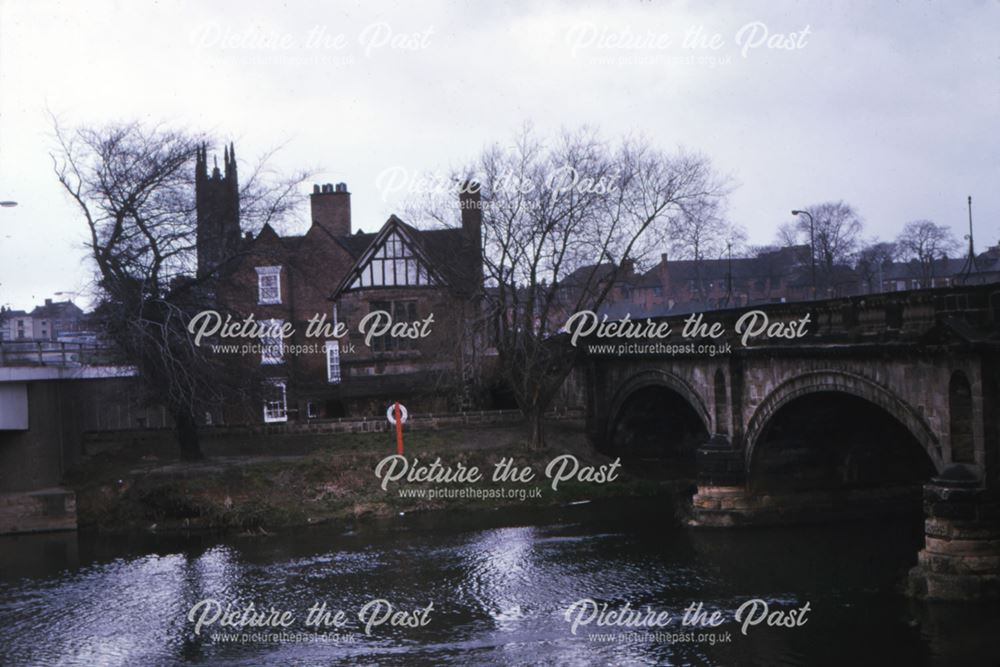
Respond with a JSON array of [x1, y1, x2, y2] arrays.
[[855, 240, 897, 293], [421, 127, 729, 447], [668, 197, 744, 304], [798, 201, 864, 293], [51, 119, 310, 459], [775, 221, 801, 247], [895, 220, 958, 284]]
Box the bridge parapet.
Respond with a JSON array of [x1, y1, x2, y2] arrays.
[[652, 285, 994, 346]]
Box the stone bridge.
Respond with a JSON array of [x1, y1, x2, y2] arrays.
[[580, 284, 1000, 601]]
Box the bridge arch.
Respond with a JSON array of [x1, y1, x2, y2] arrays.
[[603, 369, 712, 472], [744, 369, 943, 474], [606, 369, 711, 441]]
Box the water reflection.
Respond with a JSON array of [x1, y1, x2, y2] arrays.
[[0, 500, 997, 666]]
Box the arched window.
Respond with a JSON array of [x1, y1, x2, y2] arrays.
[[714, 369, 728, 435], [949, 371, 974, 463]]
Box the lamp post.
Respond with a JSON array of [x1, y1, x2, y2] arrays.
[[791, 209, 816, 298], [725, 239, 733, 306]]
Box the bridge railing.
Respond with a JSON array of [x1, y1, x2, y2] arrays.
[[0, 340, 121, 367]]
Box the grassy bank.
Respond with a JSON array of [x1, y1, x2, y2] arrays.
[[66, 420, 680, 534]]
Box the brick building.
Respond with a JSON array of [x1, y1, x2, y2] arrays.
[[0, 299, 84, 342], [197, 145, 486, 424], [555, 246, 837, 321]]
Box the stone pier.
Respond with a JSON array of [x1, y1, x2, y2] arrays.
[[908, 468, 1000, 601]]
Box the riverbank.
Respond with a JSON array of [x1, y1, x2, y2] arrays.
[[65, 419, 681, 534]]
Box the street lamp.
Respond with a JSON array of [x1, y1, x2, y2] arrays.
[[725, 239, 734, 306], [791, 209, 817, 298]]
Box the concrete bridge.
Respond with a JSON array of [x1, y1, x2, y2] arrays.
[[0, 342, 134, 534], [580, 284, 1000, 601]]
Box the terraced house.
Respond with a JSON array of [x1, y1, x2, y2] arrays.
[[195, 145, 487, 424]]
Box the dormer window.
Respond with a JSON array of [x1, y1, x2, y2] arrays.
[[256, 266, 282, 305]]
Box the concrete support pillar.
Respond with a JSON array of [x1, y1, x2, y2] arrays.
[[908, 467, 1000, 601]]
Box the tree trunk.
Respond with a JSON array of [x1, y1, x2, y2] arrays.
[[529, 407, 546, 450], [175, 411, 203, 461]]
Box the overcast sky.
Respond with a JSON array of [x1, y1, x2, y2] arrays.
[[0, 0, 997, 310]]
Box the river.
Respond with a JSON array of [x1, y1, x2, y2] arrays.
[[1, 498, 997, 666]]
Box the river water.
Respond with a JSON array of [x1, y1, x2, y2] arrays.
[[1, 499, 997, 666]]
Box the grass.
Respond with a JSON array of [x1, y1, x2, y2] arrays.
[[65, 420, 673, 534]]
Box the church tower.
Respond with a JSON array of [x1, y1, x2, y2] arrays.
[[195, 142, 241, 279]]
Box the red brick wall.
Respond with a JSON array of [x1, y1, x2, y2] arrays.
[[214, 222, 481, 422]]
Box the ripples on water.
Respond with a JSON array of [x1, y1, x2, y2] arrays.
[[0, 499, 997, 666]]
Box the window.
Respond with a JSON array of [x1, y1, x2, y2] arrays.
[[256, 266, 282, 304], [349, 231, 437, 289], [263, 381, 288, 423], [325, 340, 342, 383], [306, 401, 319, 419], [260, 319, 285, 364], [370, 300, 418, 352]]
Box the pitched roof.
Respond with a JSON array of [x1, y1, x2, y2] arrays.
[[881, 257, 998, 280], [560, 262, 640, 290], [400, 222, 478, 289], [28, 300, 83, 319], [334, 230, 378, 258], [280, 234, 306, 253], [252, 211, 481, 301]]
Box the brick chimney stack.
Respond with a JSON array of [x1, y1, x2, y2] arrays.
[[459, 180, 481, 240], [310, 183, 351, 237], [459, 181, 483, 284]]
